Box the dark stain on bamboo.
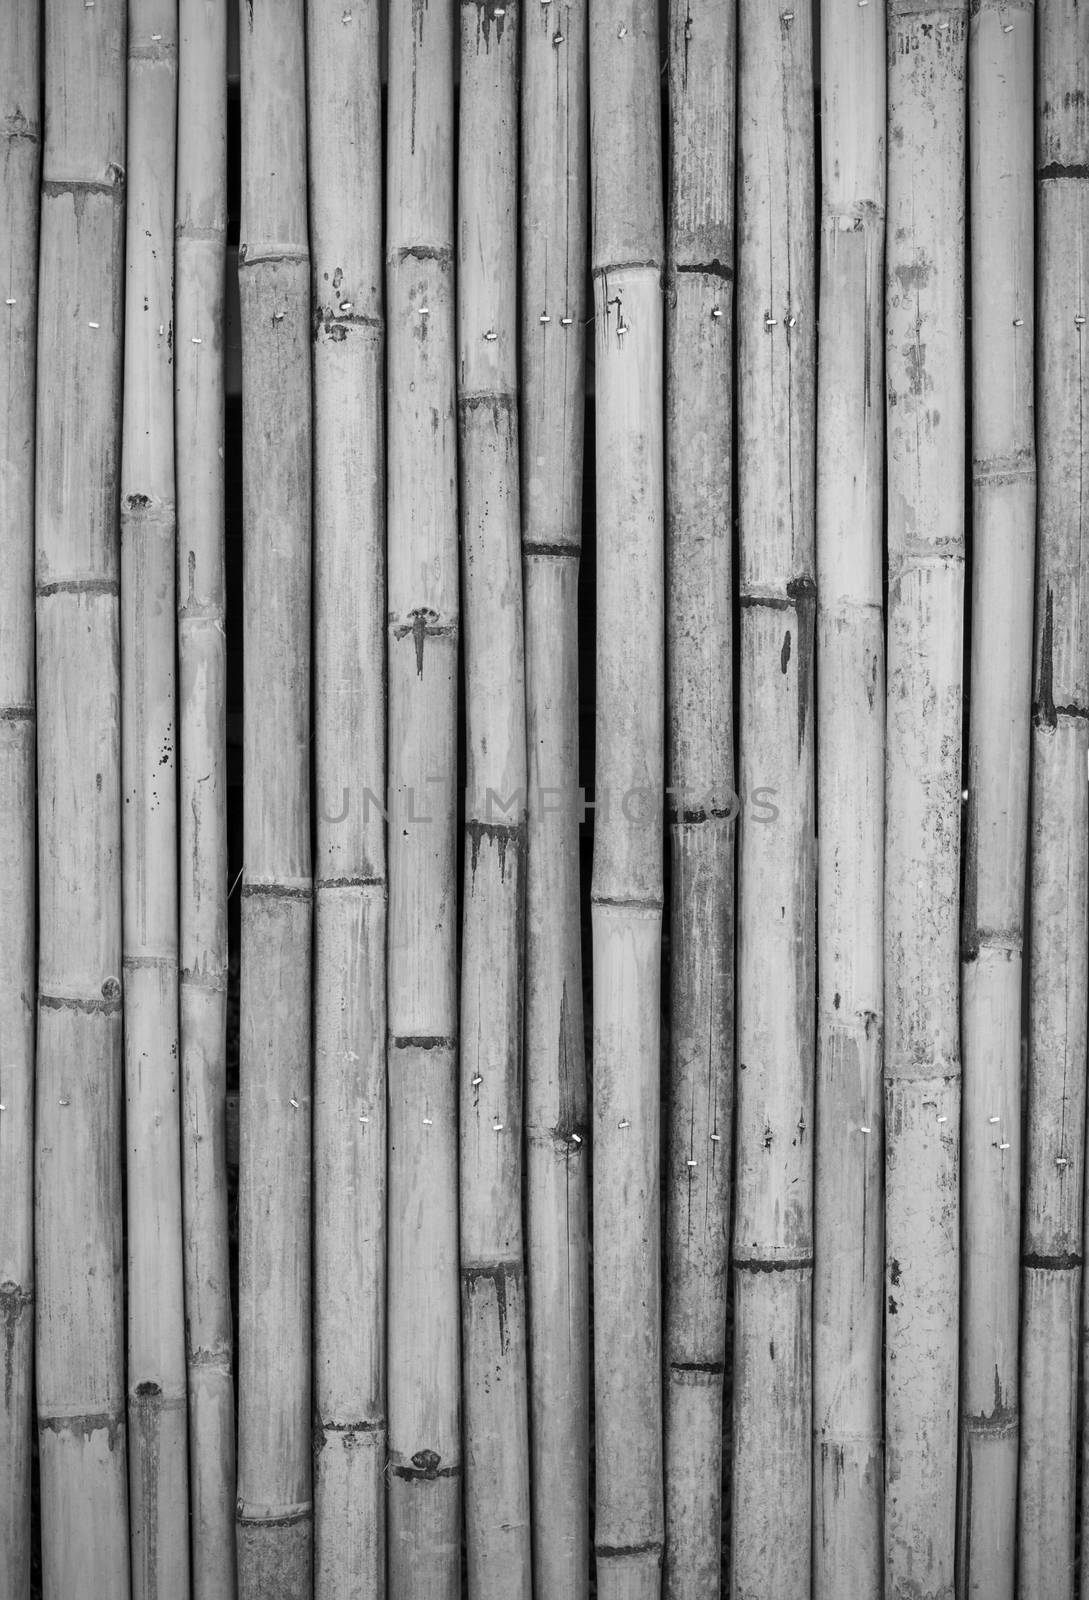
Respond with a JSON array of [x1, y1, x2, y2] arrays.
[[787, 575, 816, 755], [1038, 161, 1089, 181], [39, 1409, 125, 1451], [0, 1283, 32, 1406], [460, 1260, 521, 1351], [1034, 586, 1056, 729], [465, 818, 525, 881], [389, 1453, 460, 1482], [466, 0, 508, 51], [675, 258, 734, 281]]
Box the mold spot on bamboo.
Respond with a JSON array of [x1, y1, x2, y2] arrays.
[[890, 1258, 901, 1286]]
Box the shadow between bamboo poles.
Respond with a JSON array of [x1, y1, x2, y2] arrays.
[[812, 0, 885, 1591], [33, 1, 131, 1593], [663, 0, 736, 1592], [0, 2, 39, 1592], [520, 0, 592, 1590], [236, 0, 314, 1593]]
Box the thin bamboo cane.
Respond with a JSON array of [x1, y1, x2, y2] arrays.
[[730, 0, 816, 1593], [883, 3, 967, 1593], [1020, 0, 1088, 1592], [956, 4, 1034, 1594], [176, 1, 235, 1595], [308, 2, 387, 1595], [34, 1, 130, 1593], [385, 0, 461, 1589], [0, 3, 39, 1591], [236, 0, 313, 1591], [663, 0, 736, 1593], [588, 0, 666, 1593], [520, 0, 590, 1590], [812, 0, 885, 1590]]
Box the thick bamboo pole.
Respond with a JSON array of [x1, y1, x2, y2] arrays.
[[385, 0, 461, 1589], [663, 0, 735, 1593], [0, 2, 39, 1591], [520, 0, 590, 1590], [308, 2, 387, 1595], [956, 3, 1034, 1594], [236, 0, 313, 1592], [730, 1, 816, 1593], [588, 0, 666, 1594], [883, 2, 967, 1594], [1020, 0, 1088, 1592], [812, 0, 885, 1590], [34, 1, 130, 1593]]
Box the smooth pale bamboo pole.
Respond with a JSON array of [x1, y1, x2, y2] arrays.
[[385, 0, 461, 1589], [34, 2, 130, 1593], [236, 0, 313, 1591], [308, 3, 387, 1595], [812, 0, 885, 1590], [730, 1, 816, 1593], [883, 3, 967, 1594], [0, 3, 39, 1591], [458, 7, 532, 1597], [956, 4, 1034, 1594], [663, 0, 735, 1593], [588, 0, 665, 1594], [1020, 0, 1088, 1591], [520, 0, 590, 1590], [176, 1, 235, 1595]]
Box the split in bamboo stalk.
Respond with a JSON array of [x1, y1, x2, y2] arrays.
[[812, 0, 885, 1590], [0, 3, 39, 1590], [957, 4, 1034, 1595], [236, 0, 314, 1592], [883, 2, 967, 1593], [176, 0, 236, 1593], [1020, 0, 1089, 1592], [520, 0, 591, 1589], [588, 0, 666, 1592], [34, 1, 130, 1592], [308, 1, 387, 1594], [663, 0, 736, 1592], [385, 0, 462, 1588], [731, 0, 816, 1593]]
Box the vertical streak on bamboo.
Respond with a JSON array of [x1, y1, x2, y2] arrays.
[[520, 0, 591, 1589], [1020, 1, 1089, 1593], [957, 4, 1034, 1595], [236, 0, 313, 1592], [663, 0, 735, 1593], [812, 0, 885, 1591], [731, 0, 816, 1593], [883, 2, 966, 1594], [385, 0, 462, 1586], [588, 0, 666, 1594], [308, 2, 387, 1595]]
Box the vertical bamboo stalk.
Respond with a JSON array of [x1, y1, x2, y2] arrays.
[[812, 0, 885, 1590], [663, 0, 735, 1593], [520, 0, 590, 1590], [236, 0, 313, 1591], [957, 4, 1034, 1594], [588, 0, 666, 1593], [34, 1, 130, 1593], [176, 0, 236, 1594], [308, 2, 387, 1595], [731, 1, 816, 1594], [1020, 0, 1089, 1592], [0, 2, 39, 1590], [883, 2, 967, 1594]]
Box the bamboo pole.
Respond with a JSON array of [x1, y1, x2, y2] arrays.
[[1020, 0, 1088, 1592], [956, 3, 1034, 1594], [588, 0, 666, 1593], [384, 0, 461, 1588], [520, 0, 590, 1590], [308, 2, 387, 1595], [883, 2, 967, 1593], [0, 2, 39, 1591], [730, 0, 816, 1593], [663, 0, 735, 1593], [34, 1, 130, 1593], [236, 0, 313, 1591], [812, 0, 884, 1590]]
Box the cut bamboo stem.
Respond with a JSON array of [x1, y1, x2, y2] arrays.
[[34, 0, 130, 1592]]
